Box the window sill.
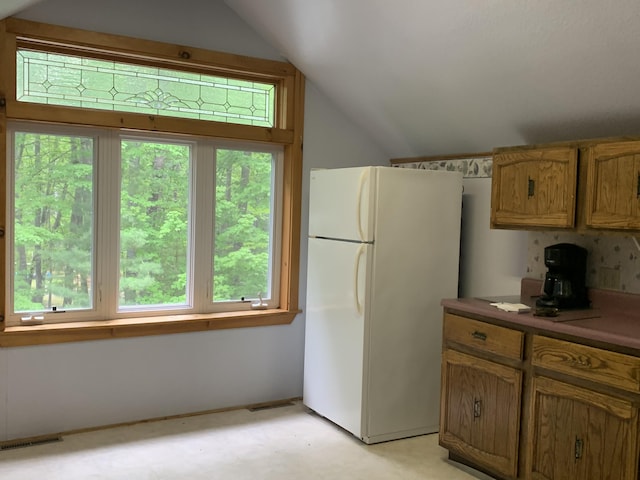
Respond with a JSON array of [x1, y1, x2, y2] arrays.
[[0, 309, 300, 347]]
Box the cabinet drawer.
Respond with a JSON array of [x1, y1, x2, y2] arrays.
[[443, 313, 524, 361], [532, 335, 640, 393]]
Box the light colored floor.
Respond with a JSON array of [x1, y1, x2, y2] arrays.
[[0, 401, 494, 479]]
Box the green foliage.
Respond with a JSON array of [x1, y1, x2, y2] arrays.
[[12, 131, 275, 313], [214, 149, 273, 301], [119, 140, 189, 307], [13, 132, 93, 312]]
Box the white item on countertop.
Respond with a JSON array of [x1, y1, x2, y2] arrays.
[[490, 302, 532, 313]]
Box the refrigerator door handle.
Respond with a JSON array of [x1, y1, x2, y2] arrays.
[[356, 169, 368, 242], [354, 243, 366, 315]]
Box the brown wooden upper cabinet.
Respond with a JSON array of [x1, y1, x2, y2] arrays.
[[585, 141, 640, 230], [491, 147, 578, 229]]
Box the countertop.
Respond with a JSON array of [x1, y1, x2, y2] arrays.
[[441, 278, 640, 354]]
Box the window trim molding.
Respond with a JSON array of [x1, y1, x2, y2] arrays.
[[0, 18, 304, 347], [0, 309, 299, 347], [6, 18, 295, 143]]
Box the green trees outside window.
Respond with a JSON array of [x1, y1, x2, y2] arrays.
[[214, 149, 274, 302], [10, 126, 279, 317], [119, 140, 190, 308], [12, 131, 94, 312]]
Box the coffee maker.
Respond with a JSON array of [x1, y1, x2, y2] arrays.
[[535, 243, 589, 310]]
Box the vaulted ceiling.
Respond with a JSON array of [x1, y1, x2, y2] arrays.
[[6, 1, 640, 158], [0, 0, 41, 21], [224, 0, 640, 158]]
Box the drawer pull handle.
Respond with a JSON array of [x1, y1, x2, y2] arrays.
[[472, 331, 487, 341], [637, 173, 640, 198], [575, 437, 583, 459], [473, 398, 482, 418]]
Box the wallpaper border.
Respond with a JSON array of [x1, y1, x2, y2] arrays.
[[395, 156, 492, 178]]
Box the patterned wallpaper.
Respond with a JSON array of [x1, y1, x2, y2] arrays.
[[395, 156, 493, 178], [528, 232, 640, 294], [396, 156, 640, 294]]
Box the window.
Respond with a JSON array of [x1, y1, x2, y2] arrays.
[[11, 128, 95, 315], [8, 124, 282, 324], [0, 18, 304, 344], [118, 137, 193, 311]]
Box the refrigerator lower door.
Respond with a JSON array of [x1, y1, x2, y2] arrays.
[[303, 237, 370, 438]]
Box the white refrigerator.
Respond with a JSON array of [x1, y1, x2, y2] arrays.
[[303, 166, 463, 444]]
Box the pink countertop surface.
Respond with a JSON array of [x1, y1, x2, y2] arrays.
[[442, 278, 640, 353]]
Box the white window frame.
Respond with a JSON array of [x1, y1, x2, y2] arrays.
[[6, 122, 283, 326]]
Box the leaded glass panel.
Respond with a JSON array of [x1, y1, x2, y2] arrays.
[[17, 49, 275, 127]]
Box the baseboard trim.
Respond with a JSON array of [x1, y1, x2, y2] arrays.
[[1, 396, 302, 447]]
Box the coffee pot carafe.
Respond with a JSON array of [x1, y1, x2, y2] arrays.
[[536, 243, 589, 310]]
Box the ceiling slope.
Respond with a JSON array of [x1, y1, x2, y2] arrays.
[[0, 0, 41, 21], [225, 0, 640, 158]]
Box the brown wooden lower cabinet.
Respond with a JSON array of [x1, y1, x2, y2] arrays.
[[528, 376, 639, 480], [440, 349, 522, 478], [440, 312, 640, 480]]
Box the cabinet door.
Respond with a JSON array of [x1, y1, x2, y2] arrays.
[[491, 147, 578, 228], [585, 141, 640, 229], [440, 349, 522, 478], [529, 376, 639, 480]]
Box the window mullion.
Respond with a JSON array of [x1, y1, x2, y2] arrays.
[[95, 130, 120, 318], [191, 142, 215, 311]]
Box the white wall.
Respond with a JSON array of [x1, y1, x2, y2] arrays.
[[299, 83, 389, 308], [0, 0, 388, 441], [458, 178, 527, 298], [394, 159, 528, 300]]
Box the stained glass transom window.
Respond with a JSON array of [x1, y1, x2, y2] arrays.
[[17, 49, 275, 127]]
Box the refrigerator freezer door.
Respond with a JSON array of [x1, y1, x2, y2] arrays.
[[303, 237, 371, 438], [308, 167, 375, 242]]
